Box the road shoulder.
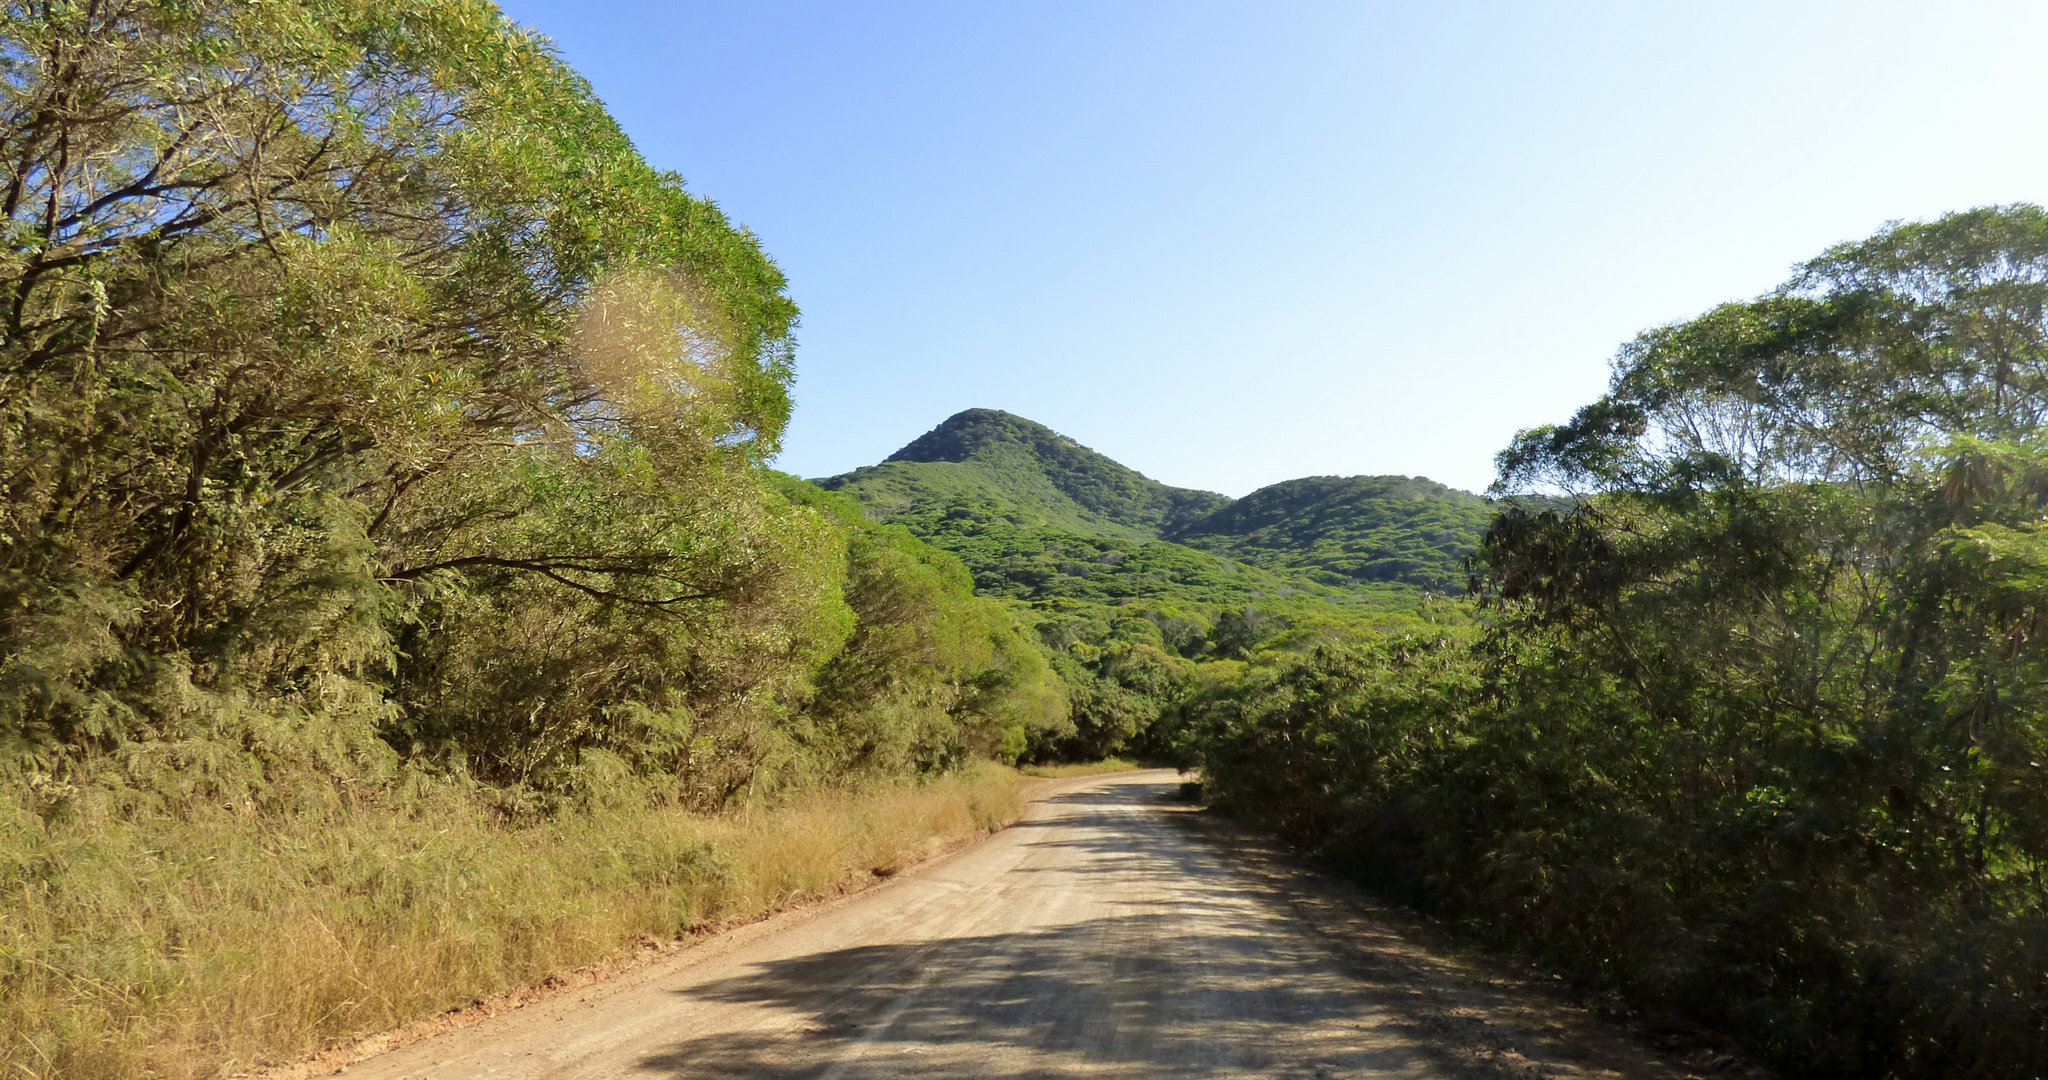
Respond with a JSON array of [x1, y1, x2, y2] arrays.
[[242, 770, 1146, 1080]]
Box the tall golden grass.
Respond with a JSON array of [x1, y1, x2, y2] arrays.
[[0, 766, 1027, 1079], [1018, 757, 1145, 778]]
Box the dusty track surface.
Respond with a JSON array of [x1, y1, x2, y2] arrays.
[[345, 771, 1718, 1079]]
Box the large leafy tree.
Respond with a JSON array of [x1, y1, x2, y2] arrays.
[[1473, 207, 2048, 1076], [0, 0, 816, 784], [1198, 207, 2048, 1078]]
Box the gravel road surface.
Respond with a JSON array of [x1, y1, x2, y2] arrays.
[[343, 770, 1712, 1080]]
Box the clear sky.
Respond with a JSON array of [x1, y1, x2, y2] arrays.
[[495, 1, 2048, 496]]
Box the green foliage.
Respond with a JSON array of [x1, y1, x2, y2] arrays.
[[1166, 474, 1494, 592], [823, 411, 1491, 607], [819, 410, 1486, 761], [781, 480, 1071, 773], [835, 408, 1230, 538], [1197, 206, 2048, 1080], [1024, 603, 1194, 760], [889, 487, 1454, 762], [889, 501, 1334, 606], [0, 1, 1067, 817]]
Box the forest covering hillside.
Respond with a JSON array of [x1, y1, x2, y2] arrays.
[[851, 407, 1228, 536], [817, 410, 1490, 757], [819, 408, 1490, 607], [1167, 474, 1493, 592]]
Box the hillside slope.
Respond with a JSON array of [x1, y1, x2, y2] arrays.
[[818, 410, 1493, 607], [822, 409, 1229, 540], [1169, 475, 1492, 593], [881, 505, 1327, 607]]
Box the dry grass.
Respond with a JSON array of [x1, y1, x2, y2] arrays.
[[1018, 757, 1149, 778], [0, 765, 1027, 1079]]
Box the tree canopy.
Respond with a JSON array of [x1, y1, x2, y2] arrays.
[[0, 0, 1065, 807], [1199, 206, 2048, 1079]]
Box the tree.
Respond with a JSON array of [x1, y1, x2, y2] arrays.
[[0, 0, 819, 797]]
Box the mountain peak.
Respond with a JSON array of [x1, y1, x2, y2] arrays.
[[821, 408, 1495, 600], [827, 409, 1229, 539], [884, 409, 1084, 466]]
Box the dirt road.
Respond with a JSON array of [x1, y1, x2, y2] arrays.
[[345, 771, 1713, 1080]]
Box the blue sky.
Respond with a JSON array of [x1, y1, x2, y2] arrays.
[[497, 1, 2048, 496]]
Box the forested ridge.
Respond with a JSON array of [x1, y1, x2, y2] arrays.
[[1166, 474, 1493, 593], [5, 3, 2047, 1078], [818, 408, 1488, 758]]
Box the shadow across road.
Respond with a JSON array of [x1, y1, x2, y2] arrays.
[[629, 775, 1441, 1079], [634, 915, 1432, 1079]]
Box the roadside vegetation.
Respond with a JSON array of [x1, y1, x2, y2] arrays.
[[1193, 207, 2048, 1080], [0, 4, 1055, 1076], [4, 762, 1026, 1078]]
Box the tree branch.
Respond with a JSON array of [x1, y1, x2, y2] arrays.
[[382, 555, 725, 611]]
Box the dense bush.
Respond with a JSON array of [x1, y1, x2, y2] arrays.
[[1196, 207, 2048, 1079], [0, 0, 1065, 814], [0, 10, 1077, 1075]]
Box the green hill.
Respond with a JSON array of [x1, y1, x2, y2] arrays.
[[817, 410, 1493, 608], [874, 502, 1330, 607], [814, 410, 1493, 760], [1168, 475, 1493, 593], [823, 409, 1228, 540]]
